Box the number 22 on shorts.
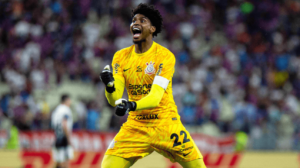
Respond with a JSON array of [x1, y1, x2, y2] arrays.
[[170, 131, 191, 147]]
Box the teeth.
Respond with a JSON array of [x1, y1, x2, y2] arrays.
[[133, 27, 140, 31]]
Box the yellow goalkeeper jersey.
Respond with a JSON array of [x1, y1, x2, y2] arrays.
[[112, 41, 180, 126]]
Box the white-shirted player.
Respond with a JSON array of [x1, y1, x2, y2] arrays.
[[51, 94, 74, 168]]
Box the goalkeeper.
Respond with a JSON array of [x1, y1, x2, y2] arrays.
[[100, 3, 206, 168]]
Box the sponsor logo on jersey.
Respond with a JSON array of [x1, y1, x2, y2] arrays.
[[129, 84, 152, 95], [145, 61, 155, 75], [114, 63, 120, 74], [131, 90, 150, 95], [135, 114, 159, 120], [123, 68, 131, 72], [156, 63, 163, 75], [175, 146, 194, 156], [136, 66, 142, 72], [129, 84, 152, 89], [183, 151, 192, 157]]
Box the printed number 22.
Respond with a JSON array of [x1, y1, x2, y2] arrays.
[[170, 131, 191, 147]]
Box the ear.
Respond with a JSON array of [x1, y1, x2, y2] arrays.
[[150, 26, 156, 34]]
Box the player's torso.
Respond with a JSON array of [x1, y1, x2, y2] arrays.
[[51, 105, 73, 146], [117, 43, 180, 126], [122, 53, 158, 101]]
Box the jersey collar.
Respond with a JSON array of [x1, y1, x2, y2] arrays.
[[133, 41, 157, 57]]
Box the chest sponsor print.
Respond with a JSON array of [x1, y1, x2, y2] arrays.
[[134, 114, 159, 120]]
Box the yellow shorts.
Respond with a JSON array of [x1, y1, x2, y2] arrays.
[[105, 122, 203, 163]]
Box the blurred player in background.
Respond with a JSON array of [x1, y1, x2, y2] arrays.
[[100, 3, 206, 168], [51, 94, 74, 168]]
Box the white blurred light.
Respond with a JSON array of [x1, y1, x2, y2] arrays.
[[133, 0, 149, 6], [30, 24, 43, 37], [15, 20, 30, 37], [270, 90, 284, 101], [189, 5, 201, 15], [273, 32, 283, 45], [179, 22, 195, 39]]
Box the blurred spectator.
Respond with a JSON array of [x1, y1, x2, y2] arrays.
[[86, 101, 100, 131], [74, 99, 87, 129]]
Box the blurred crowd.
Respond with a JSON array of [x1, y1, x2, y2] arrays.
[[1, 0, 300, 150]]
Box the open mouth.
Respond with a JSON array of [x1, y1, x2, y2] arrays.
[[132, 27, 142, 39]]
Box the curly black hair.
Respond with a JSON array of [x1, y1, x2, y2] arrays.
[[132, 3, 163, 37]]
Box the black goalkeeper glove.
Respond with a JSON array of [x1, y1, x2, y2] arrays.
[[115, 99, 137, 116], [100, 65, 115, 93]]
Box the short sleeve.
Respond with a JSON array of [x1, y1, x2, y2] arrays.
[[156, 52, 176, 81], [112, 51, 125, 84]]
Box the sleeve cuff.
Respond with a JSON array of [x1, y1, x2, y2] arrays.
[[106, 85, 116, 93]]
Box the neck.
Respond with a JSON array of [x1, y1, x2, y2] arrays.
[[134, 37, 153, 53], [62, 103, 69, 107]]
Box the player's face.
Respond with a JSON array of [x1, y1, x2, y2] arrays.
[[65, 98, 72, 107], [130, 14, 153, 43]]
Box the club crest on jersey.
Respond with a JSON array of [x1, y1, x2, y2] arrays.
[[145, 61, 155, 75]]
